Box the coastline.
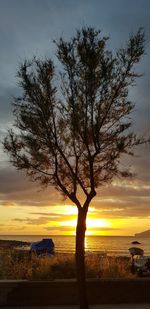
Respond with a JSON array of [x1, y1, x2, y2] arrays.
[[0, 239, 30, 248], [0, 235, 147, 256], [0, 239, 130, 257]]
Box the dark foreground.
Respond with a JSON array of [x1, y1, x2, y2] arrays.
[[0, 279, 150, 307], [0, 305, 150, 309]]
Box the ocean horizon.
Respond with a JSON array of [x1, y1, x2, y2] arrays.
[[0, 234, 150, 256]]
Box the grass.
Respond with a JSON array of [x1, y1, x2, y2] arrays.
[[0, 248, 134, 280]]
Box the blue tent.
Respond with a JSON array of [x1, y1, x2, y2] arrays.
[[31, 238, 54, 255]]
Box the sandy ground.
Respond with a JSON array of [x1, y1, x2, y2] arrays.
[[1, 305, 150, 309]]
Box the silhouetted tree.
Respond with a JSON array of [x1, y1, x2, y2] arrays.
[[4, 27, 146, 308]]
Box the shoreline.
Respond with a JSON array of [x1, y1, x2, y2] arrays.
[[0, 239, 132, 257], [0, 237, 146, 258], [0, 239, 30, 248]]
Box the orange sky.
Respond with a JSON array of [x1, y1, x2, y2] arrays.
[[0, 160, 150, 236]]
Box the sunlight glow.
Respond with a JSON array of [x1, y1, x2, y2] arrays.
[[58, 204, 96, 215], [61, 217, 111, 229], [86, 218, 111, 229]]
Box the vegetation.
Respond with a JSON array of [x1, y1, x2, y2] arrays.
[[4, 27, 146, 308], [0, 249, 133, 280]]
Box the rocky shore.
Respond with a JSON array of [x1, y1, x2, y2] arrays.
[[0, 239, 30, 248]]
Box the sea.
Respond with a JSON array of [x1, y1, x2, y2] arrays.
[[0, 235, 150, 257]]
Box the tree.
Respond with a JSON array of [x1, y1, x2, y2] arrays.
[[4, 27, 146, 308]]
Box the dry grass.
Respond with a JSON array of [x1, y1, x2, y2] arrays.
[[86, 254, 133, 278], [0, 248, 133, 280]]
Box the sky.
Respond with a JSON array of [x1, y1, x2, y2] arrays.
[[0, 0, 150, 236]]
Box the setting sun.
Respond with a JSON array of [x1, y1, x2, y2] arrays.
[[60, 216, 111, 235], [86, 218, 111, 229]]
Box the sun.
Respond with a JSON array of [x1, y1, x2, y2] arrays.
[[61, 217, 111, 232], [86, 218, 111, 229]]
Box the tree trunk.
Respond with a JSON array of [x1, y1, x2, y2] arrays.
[[76, 207, 89, 309]]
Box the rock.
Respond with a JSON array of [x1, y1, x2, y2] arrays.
[[0, 239, 30, 248]]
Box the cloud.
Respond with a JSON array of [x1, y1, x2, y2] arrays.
[[93, 189, 150, 218], [12, 216, 59, 225], [1, 162, 150, 221], [0, 85, 19, 124], [13, 218, 25, 222], [29, 212, 76, 218], [86, 226, 121, 231], [0, 166, 62, 207], [0, 224, 26, 232], [23, 216, 52, 225], [29, 212, 62, 217], [45, 226, 75, 232]]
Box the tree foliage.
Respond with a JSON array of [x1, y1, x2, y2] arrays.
[[4, 27, 146, 208], [4, 26, 147, 309]]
